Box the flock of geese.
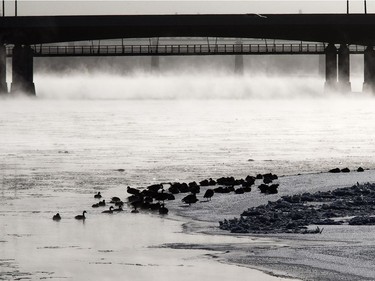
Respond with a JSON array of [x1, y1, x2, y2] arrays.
[[52, 173, 279, 221]]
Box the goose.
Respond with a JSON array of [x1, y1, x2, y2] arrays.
[[159, 204, 168, 215], [127, 186, 140, 195], [94, 192, 102, 199], [98, 200, 106, 206], [52, 213, 61, 221], [182, 194, 198, 205], [114, 201, 124, 207], [113, 206, 123, 212], [203, 189, 214, 201], [102, 206, 114, 214], [110, 197, 121, 203], [75, 211, 86, 220]]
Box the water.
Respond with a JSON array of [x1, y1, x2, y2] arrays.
[[1, 74, 375, 280]]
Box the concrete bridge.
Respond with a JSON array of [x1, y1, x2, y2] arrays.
[[2, 14, 375, 95]]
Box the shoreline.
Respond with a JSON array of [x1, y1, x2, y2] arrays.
[[2, 168, 375, 280], [162, 170, 375, 281]]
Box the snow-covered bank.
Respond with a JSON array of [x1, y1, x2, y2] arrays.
[[162, 170, 375, 281]]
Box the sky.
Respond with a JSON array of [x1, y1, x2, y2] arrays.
[[3, 0, 375, 16]]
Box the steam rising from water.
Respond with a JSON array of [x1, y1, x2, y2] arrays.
[[32, 72, 367, 100]]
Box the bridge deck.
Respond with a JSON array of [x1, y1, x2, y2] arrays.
[[2, 14, 375, 45], [7, 43, 367, 57]]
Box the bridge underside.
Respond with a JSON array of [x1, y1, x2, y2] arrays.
[[2, 14, 375, 46], [2, 13, 375, 95]]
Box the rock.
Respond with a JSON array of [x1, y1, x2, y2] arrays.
[[300, 193, 314, 202], [341, 167, 350, 173], [349, 216, 375, 225], [357, 167, 364, 172], [220, 182, 375, 234]]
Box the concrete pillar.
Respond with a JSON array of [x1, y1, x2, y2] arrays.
[[324, 43, 337, 91], [151, 56, 159, 71], [10, 45, 35, 95], [318, 54, 325, 78], [0, 44, 7, 94], [338, 44, 351, 92], [363, 46, 375, 93], [150, 38, 159, 72], [234, 55, 244, 75], [234, 39, 244, 74]]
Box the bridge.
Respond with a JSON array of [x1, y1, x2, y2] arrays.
[[1, 14, 375, 95], [12, 43, 366, 57]]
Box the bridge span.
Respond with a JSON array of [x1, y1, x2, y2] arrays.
[[13, 43, 366, 57], [2, 13, 375, 95]]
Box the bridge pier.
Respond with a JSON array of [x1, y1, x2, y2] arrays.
[[10, 45, 36, 96], [363, 46, 375, 93], [234, 39, 244, 74], [338, 44, 351, 92], [234, 55, 244, 74], [324, 43, 338, 92], [0, 44, 7, 94], [151, 56, 159, 72], [150, 38, 160, 72]]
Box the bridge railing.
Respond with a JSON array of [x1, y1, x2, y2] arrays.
[[5, 43, 367, 56]]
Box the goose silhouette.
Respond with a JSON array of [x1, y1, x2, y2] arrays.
[[113, 206, 123, 212], [75, 211, 86, 220], [52, 213, 61, 221], [159, 203, 168, 215], [102, 206, 114, 214], [203, 189, 214, 201]]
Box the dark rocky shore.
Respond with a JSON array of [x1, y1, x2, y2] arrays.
[[219, 182, 375, 234]]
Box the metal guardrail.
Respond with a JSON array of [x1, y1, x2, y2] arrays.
[[5, 44, 368, 57]]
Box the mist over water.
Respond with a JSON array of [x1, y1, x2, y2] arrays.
[[32, 72, 367, 100], [2, 71, 375, 178]]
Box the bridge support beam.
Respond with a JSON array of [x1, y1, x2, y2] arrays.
[[234, 55, 244, 75], [363, 46, 375, 93], [0, 44, 7, 94], [324, 43, 338, 92], [338, 44, 351, 92], [151, 56, 159, 72], [10, 45, 36, 96], [234, 39, 244, 75], [150, 38, 160, 72], [318, 55, 325, 78]]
